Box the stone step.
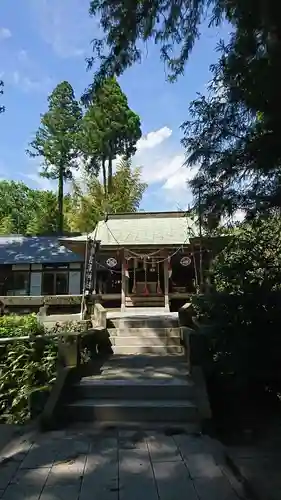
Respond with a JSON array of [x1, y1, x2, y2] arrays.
[[107, 327, 181, 337], [66, 399, 198, 423], [109, 335, 182, 347], [110, 345, 184, 355], [73, 378, 194, 401], [125, 299, 165, 304], [108, 317, 179, 329], [67, 421, 201, 433], [125, 304, 166, 309], [100, 354, 189, 371], [125, 296, 165, 303]]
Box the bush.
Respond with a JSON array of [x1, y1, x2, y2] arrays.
[[0, 314, 58, 424], [192, 215, 281, 395]]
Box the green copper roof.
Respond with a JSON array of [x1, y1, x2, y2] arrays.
[[92, 212, 197, 247]]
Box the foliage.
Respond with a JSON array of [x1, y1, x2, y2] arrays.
[[182, 49, 281, 220], [109, 158, 147, 212], [27, 81, 82, 234], [192, 215, 281, 392], [0, 181, 71, 236], [87, 0, 281, 223], [0, 181, 37, 235], [0, 165, 146, 236], [67, 158, 147, 232], [25, 191, 59, 235], [0, 315, 57, 423], [81, 78, 141, 195], [86, 0, 279, 93], [181, 2, 281, 221], [86, 0, 228, 91], [49, 320, 92, 365]]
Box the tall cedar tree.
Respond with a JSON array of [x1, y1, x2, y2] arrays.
[[27, 81, 82, 234], [81, 78, 141, 196], [87, 0, 281, 218]]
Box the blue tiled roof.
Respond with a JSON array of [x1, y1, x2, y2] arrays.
[[0, 236, 83, 264]]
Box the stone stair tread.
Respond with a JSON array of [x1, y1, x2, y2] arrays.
[[101, 355, 188, 369], [67, 421, 200, 432], [68, 399, 197, 408], [78, 377, 193, 386], [108, 327, 180, 334], [103, 354, 186, 360]]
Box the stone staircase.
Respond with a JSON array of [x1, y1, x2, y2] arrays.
[[125, 295, 165, 308], [63, 312, 200, 430], [106, 313, 183, 355]]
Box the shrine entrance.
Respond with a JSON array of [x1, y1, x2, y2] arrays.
[[128, 258, 164, 296], [122, 254, 169, 311]]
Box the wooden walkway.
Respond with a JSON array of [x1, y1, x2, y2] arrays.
[[0, 427, 247, 499]]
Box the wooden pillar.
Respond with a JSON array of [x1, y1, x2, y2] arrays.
[[163, 257, 169, 312], [121, 252, 126, 312]]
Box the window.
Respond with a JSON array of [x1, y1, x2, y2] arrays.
[[7, 272, 30, 296], [56, 272, 68, 295], [42, 268, 68, 295]]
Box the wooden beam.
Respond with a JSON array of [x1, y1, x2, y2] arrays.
[[163, 257, 169, 312], [121, 251, 126, 312]]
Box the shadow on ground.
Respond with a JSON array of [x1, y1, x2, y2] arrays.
[[0, 426, 246, 500]]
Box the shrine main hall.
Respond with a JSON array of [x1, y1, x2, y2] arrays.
[[62, 211, 213, 312]]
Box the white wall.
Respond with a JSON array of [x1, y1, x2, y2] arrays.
[[30, 272, 42, 296], [68, 271, 81, 294]]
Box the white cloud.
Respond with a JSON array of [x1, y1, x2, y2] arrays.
[[162, 159, 199, 190], [0, 28, 11, 40], [74, 126, 175, 188], [28, 0, 97, 58], [160, 158, 199, 209], [136, 127, 172, 153], [134, 127, 197, 209], [24, 173, 55, 191], [1, 46, 53, 94], [17, 49, 29, 63], [10, 70, 53, 93], [24, 125, 194, 210]]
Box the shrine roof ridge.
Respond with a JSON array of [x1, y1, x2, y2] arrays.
[[105, 211, 189, 220]]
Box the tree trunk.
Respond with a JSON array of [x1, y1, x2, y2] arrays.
[[108, 153, 113, 194], [102, 157, 107, 196], [58, 165, 64, 235]]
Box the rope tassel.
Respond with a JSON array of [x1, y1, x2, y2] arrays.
[[168, 256, 172, 278], [157, 262, 162, 294], [124, 259, 129, 278], [143, 260, 149, 296]]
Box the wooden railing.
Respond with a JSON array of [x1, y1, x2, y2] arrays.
[[0, 295, 83, 307]]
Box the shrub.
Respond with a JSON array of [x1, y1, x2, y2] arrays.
[[192, 215, 281, 394], [0, 314, 57, 423]]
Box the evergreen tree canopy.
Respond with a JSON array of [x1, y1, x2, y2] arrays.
[[27, 81, 82, 233], [81, 78, 141, 194]]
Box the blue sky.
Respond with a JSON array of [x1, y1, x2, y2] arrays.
[[0, 0, 230, 212]]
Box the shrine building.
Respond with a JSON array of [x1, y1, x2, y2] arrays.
[[61, 211, 214, 312]]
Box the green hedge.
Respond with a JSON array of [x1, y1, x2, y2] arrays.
[[0, 315, 58, 423]]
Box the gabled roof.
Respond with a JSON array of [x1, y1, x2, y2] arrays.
[[60, 212, 198, 248], [0, 236, 82, 264]]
